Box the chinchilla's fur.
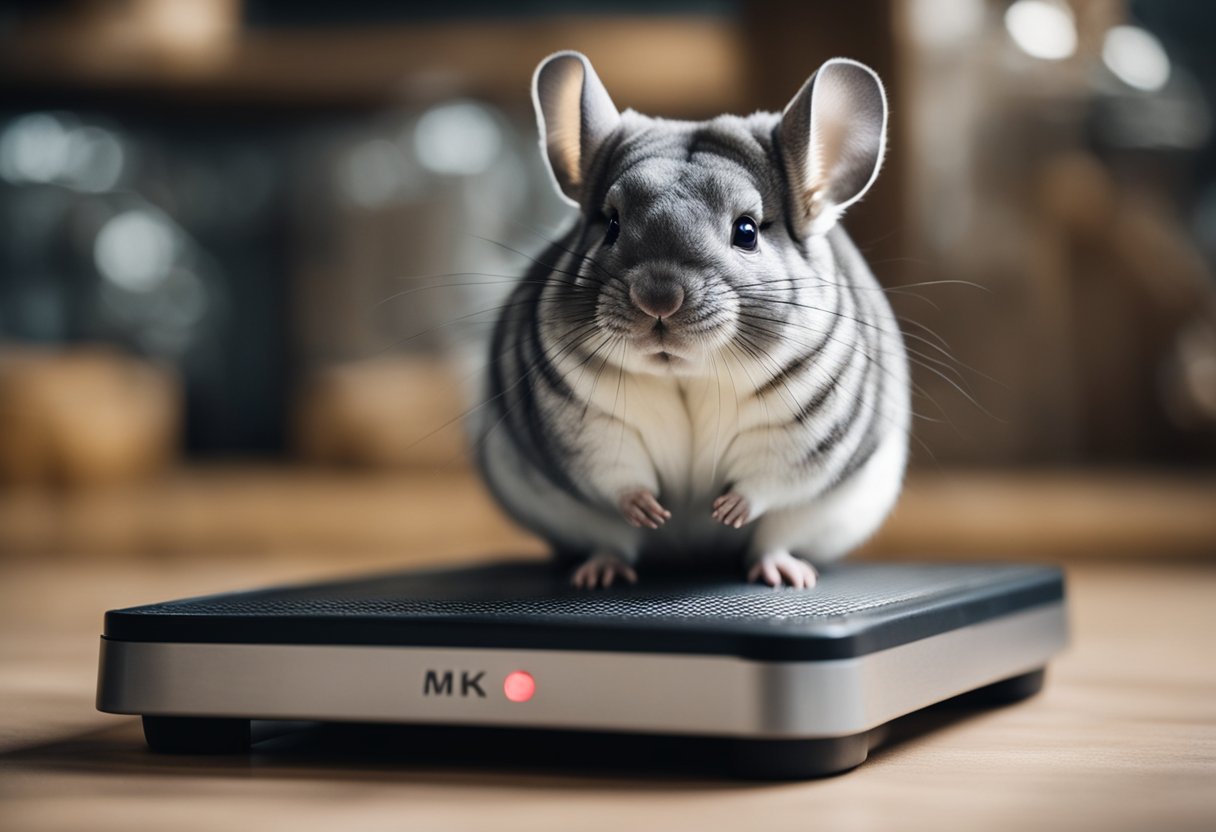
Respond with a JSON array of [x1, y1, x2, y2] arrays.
[[473, 51, 909, 588]]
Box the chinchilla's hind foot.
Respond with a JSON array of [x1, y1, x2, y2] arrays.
[[571, 552, 638, 589], [746, 551, 818, 589]]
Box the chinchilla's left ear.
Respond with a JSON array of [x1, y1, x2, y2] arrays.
[[532, 51, 620, 209], [778, 58, 888, 236]]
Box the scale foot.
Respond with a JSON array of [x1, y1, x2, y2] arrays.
[[955, 668, 1047, 706], [728, 733, 871, 779], [142, 716, 251, 754]]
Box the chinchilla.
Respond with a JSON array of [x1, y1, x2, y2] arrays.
[[473, 51, 909, 589]]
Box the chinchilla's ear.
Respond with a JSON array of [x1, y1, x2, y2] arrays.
[[532, 51, 620, 208], [778, 58, 887, 235]]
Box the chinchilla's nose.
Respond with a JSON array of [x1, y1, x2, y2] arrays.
[[629, 277, 685, 319]]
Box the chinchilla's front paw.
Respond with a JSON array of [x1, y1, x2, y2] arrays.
[[617, 488, 671, 529], [711, 491, 754, 528]]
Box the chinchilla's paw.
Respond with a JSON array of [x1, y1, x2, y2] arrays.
[[617, 488, 671, 529], [711, 491, 753, 528], [747, 551, 818, 589], [571, 552, 638, 589]]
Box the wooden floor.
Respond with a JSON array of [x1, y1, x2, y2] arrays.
[[1, 553, 1214, 832]]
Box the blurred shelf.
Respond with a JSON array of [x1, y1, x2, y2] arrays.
[[0, 16, 744, 115], [869, 468, 1216, 561], [0, 465, 542, 561], [0, 464, 1213, 561]]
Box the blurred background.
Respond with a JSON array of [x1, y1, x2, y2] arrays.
[[1, 0, 1214, 564]]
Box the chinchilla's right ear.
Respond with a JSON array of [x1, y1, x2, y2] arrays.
[[532, 51, 620, 209]]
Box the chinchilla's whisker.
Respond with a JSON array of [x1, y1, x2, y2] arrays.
[[470, 234, 627, 291], [374, 296, 599, 355], [731, 315, 936, 438], [474, 321, 610, 451], [724, 325, 914, 437], [734, 287, 977, 377], [897, 315, 952, 350], [376, 277, 583, 326], [502, 221, 623, 281], [733, 306, 994, 404]]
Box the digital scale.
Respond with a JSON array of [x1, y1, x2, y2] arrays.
[[96, 560, 1068, 779]]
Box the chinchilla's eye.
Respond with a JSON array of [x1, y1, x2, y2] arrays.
[[604, 210, 621, 246], [732, 216, 758, 251]]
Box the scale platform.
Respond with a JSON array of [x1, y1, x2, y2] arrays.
[[96, 560, 1068, 779]]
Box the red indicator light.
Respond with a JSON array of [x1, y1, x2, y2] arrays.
[[503, 671, 536, 703]]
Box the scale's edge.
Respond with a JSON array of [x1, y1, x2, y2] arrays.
[[96, 602, 1070, 740]]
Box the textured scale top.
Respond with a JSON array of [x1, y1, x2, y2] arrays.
[[104, 561, 1065, 660], [117, 563, 1033, 622]]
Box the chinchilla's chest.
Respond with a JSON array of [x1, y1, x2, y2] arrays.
[[621, 373, 760, 506]]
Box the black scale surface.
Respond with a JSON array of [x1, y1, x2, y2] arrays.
[[105, 561, 1065, 662]]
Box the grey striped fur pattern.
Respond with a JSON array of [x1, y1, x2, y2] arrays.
[[474, 52, 909, 588]]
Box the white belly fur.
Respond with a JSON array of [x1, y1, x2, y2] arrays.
[[478, 360, 904, 568]]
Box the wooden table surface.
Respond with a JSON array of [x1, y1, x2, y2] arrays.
[[1, 554, 1213, 832]]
